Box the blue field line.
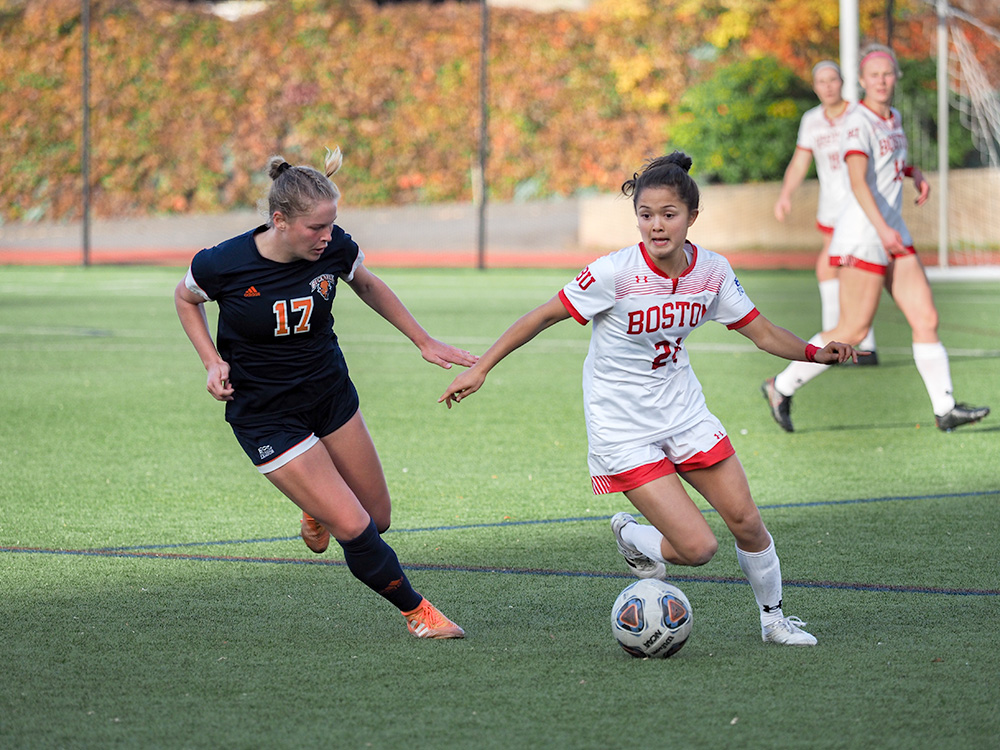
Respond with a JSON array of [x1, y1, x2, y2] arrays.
[[2, 488, 997, 598], [2, 545, 997, 597], [89, 536, 302, 553], [37, 487, 1000, 556]]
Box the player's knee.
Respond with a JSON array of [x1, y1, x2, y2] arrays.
[[911, 311, 939, 337], [727, 508, 768, 546], [675, 536, 718, 567]]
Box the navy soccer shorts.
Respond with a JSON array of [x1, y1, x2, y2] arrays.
[[230, 380, 360, 473]]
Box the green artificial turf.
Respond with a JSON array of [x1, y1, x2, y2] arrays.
[[1, 265, 997, 749]]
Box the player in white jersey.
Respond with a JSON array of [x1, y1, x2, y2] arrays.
[[440, 151, 859, 647], [764, 45, 990, 433], [774, 61, 878, 363]]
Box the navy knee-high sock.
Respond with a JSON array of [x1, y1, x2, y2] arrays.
[[337, 518, 422, 612]]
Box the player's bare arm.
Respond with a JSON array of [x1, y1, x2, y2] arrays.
[[439, 295, 570, 408], [774, 148, 813, 222], [347, 264, 477, 370], [174, 280, 234, 401], [738, 314, 857, 365], [846, 153, 905, 254], [909, 166, 930, 205]]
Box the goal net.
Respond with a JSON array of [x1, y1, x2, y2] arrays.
[[942, 1, 1000, 269]]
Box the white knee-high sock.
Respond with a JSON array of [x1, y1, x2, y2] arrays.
[[736, 535, 784, 625], [860, 326, 877, 353], [818, 279, 840, 331], [622, 522, 668, 564], [913, 341, 956, 416], [773, 333, 830, 396]]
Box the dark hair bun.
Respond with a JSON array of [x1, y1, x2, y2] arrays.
[[663, 150, 693, 172]]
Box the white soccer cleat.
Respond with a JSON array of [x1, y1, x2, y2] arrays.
[[762, 616, 817, 646], [611, 512, 667, 580]]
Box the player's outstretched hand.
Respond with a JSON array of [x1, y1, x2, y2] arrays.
[[438, 367, 486, 409], [420, 339, 479, 370], [814, 341, 859, 365]]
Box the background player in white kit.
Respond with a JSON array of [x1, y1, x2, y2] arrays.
[[774, 60, 878, 364], [763, 45, 990, 432], [440, 151, 858, 646]]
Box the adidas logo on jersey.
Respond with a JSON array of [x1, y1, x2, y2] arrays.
[[244, 286, 260, 297]]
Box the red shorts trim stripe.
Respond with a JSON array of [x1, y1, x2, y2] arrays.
[[590, 437, 736, 494], [829, 255, 887, 276], [830, 245, 916, 276], [676, 435, 735, 471], [591, 458, 675, 494]]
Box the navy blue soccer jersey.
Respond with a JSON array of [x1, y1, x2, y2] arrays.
[[185, 224, 363, 425]]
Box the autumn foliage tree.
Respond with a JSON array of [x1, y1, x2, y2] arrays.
[[0, 0, 992, 223]]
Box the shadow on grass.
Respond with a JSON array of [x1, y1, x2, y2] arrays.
[[793, 421, 997, 435]]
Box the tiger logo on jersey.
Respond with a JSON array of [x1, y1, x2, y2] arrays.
[[310, 274, 337, 300]]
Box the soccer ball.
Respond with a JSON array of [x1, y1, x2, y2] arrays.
[[611, 578, 692, 658]]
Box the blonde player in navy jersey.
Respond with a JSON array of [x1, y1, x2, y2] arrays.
[[440, 151, 858, 646], [774, 60, 878, 364], [763, 45, 990, 432], [176, 148, 474, 639]]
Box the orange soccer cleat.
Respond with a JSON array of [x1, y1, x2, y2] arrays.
[[300, 511, 330, 554], [401, 598, 465, 639]]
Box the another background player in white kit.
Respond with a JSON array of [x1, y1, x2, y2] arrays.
[[764, 45, 990, 432], [440, 151, 858, 646], [774, 60, 878, 363]]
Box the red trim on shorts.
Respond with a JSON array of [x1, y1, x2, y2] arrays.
[[829, 255, 887, 276], [558, 289, 588, 325], [590, 437, 737, 494], [830, 244, 916, 276], [676, 435, 735, 472], [816, 221, 834, 235], [726, 308, 760, 331], [591, 458, 676, 495]]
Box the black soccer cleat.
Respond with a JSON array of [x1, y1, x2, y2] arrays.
[[761, 377, 794, 432], [934, 403, 990, 432], [855, 351, 879, 366]]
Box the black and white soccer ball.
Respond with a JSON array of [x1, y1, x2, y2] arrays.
[[611, 578, 693, 658]]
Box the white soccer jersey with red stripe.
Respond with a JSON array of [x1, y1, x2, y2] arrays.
[[796, 104, 851, 229], [830, 103, 913, 250], [558, 242, 758, 455]]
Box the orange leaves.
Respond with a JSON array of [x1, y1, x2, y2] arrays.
[[3, 1, 700, 221], [1, 0, 973, 224]]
